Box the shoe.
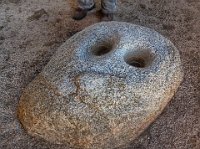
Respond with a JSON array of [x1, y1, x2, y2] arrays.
[[96, 10, 114, 21], [101, 13, 114, 21], [86, 4, 96, 11], [72, 5, 96, 20], [72, 8, 88, 20]]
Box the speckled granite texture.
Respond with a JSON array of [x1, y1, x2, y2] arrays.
[[17, 22, 183, 149]]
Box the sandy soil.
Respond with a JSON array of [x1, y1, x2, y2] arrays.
[[0, 0, 199, 148]]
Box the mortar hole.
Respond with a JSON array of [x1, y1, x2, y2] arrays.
[[124, 48, 155, 68], [127, 58, 146, 68], [92, 43, 113, 56]]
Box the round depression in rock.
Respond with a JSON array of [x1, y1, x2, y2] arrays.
[[18, 22, 183, 149]]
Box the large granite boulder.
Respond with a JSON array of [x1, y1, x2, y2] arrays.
[[18, 22, 183, 149]]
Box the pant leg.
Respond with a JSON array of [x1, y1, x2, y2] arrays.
[[101, 0, 117, 14], [77, 0, 95, 10]]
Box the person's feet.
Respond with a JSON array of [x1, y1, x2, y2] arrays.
[[72, 5, 95, 20], [73, 6, 114, 21]]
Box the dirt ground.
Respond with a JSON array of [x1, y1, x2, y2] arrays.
[[0, 0, 199, 149]]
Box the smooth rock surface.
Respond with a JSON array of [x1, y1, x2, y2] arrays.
[[18, 22, 183, 149]]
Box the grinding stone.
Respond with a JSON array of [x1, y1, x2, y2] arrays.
[[18, 22, 183, 149]]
